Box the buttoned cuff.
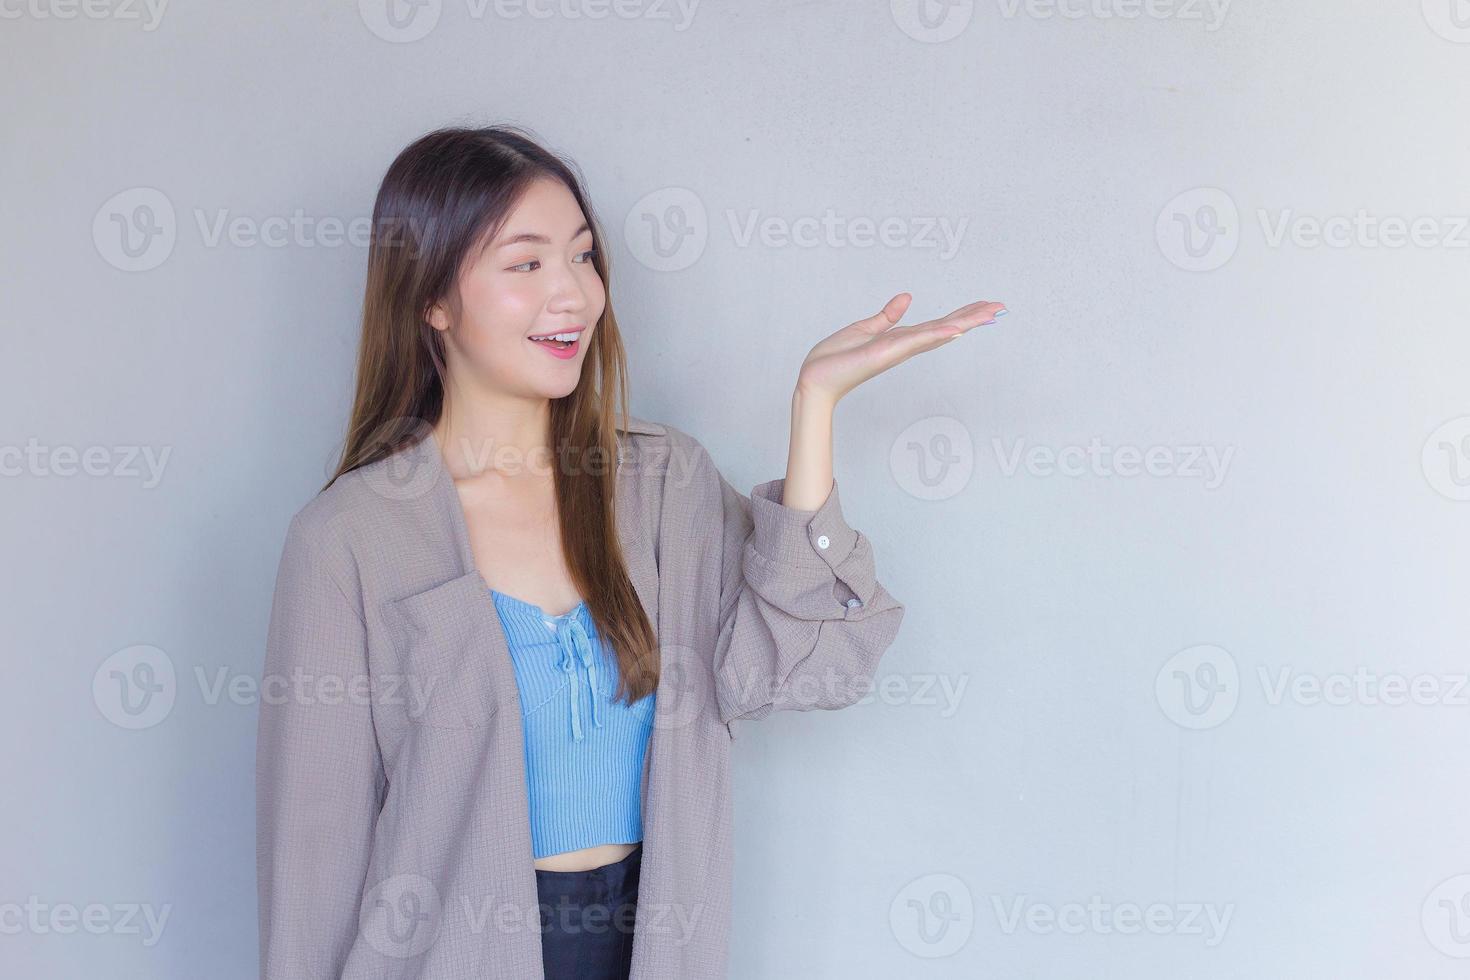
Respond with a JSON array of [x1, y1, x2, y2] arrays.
[[749, 478, 855, 565], [746, 477, 876, 615]]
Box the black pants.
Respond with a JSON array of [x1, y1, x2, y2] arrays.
[[535, 843, 641, 980]]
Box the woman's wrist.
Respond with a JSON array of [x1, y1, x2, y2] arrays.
[[781, 385, 837, 510]]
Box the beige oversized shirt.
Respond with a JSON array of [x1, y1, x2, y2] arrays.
[[255, 415, 906, 978]]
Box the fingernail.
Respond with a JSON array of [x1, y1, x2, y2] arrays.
[[994, 309, 1009, 317]]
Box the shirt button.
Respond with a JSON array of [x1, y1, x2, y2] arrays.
[[845, 597, 862, 608], [816, 534, 830, 549]]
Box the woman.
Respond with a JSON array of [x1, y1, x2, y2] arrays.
[[255, 125, 1006, 979]]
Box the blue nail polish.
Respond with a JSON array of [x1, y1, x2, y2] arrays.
[[994, 309, 1009, 317]]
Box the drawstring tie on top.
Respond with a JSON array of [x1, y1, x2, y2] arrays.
[[549, 614, 602, 741]]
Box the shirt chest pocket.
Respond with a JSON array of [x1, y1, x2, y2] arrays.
[[384, 570, 515, 730]]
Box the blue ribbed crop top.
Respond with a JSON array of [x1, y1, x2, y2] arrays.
[[489, 589, 655, 859]]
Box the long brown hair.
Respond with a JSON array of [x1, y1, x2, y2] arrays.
[[323, 124, 659, 705]]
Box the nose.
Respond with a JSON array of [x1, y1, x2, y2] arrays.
[[546, 260, 600, 315]]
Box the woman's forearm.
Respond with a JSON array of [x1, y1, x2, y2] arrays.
[[781, 384, 837, 510]]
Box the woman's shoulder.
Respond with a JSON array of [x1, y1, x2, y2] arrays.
[[282, 440, 443, 564], [285, 417, 687, 540], [280, 417, 709, 561], [616, 414, 720, 488], [615, 413, 667, 438], [618, 412, 719, 459]]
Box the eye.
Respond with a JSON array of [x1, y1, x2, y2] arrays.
[[506, 247, 596, 273]]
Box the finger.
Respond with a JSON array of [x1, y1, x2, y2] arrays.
[[875, 319, 973, 366], [893, 299, 1006, 338], [930, 299, 1008, 335], [894, 299, 1009, 351], [849, 292, 913, 335]]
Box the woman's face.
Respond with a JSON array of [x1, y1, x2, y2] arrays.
[[429, 176, 604, 402]]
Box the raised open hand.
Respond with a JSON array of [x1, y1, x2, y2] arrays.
[[794, 293, 1008, 403]]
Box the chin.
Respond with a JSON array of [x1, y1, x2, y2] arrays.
[[537, 375, 584, 400]]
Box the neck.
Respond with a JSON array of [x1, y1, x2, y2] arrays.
[[432, 383, 557, 482]]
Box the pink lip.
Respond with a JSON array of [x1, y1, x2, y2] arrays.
[[528, 335, 581, 360]]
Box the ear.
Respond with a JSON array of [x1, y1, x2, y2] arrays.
[[424, 298, 450, 333]]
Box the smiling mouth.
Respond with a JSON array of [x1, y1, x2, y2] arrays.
[[529, 326, 585, 345], [527, 328, 585, 350], [528, 331, 583, 358]]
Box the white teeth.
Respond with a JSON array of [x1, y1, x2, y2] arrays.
[[530, 332, 579, 342]]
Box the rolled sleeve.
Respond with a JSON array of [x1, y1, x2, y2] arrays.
[[745, 477, 877, 620], [682, 437, 906, 728]]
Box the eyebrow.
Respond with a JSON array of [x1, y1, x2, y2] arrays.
[[492, 222, 592, 249]]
